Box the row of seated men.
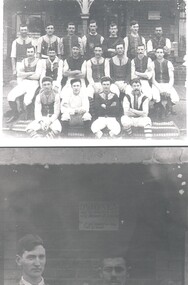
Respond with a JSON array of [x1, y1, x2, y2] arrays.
[[25, 76, 152, 139]]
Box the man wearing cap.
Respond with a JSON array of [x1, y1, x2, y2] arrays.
[[61, 78, 91, 137], [100, 255, 128, 285], [121, 78, 152, 138], [16, 234, 48, 285], [37, 23, 61, 59], [61, 43, 86, 93], [26, 76, 61, 138], [91, 76, 121, 139]]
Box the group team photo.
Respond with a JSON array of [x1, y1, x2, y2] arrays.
[[2, 0, 187, 143]]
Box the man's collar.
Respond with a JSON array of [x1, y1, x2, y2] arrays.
[[20, 276, 45, 285], [89, 32, 97, 36]]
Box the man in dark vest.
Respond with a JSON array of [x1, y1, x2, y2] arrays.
[[61, 43, 86, 94], [40, 48, 63, 93], [147, 26, 171, 60], [26, 76, 61, 138], [7, 46, 42, 123], [131, 44, 153, 100], [103, 22, 124, 59], [124, 20, 146, 60], [37, 23, 61, 59], [91, 76, 121, 138], [109, 43, 132, 98], [121, 78, 152, 137], [16, 234, 48, 285], [82, 19, 104, 60], [152, 47, 179, 119], [60, 22, 83, 59], [11, 24, 33, 82]]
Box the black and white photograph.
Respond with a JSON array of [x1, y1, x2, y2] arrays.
[[1, 147, 188, 285], [1, 0, 187, 145]]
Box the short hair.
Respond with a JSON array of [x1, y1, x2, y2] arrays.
[[26, 45, 35, 52], [115, 42, 124, 48], [42, 76, 53, 84], [19, 23, 28, 29], [130, 78, 141, 85], [130, 20, 138, 26], [17, 234, 44, 256], [71, 43, 80, 49], [89, 19, 97, 25], [155, 26, 163, 30], [109, 22, 118, 28], [137, 43, 145, 48], [155, 46, 164, 52], [101, 76, 112, 84], [94, 44, 103, 50], [48, 47, 56, 53], [67, 22, 75, 27], [45, 23, 54, 28], [70, 78, 81, 85]]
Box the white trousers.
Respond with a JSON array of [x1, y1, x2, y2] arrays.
[[26, 118, 62, 133], [8, 80, 39, 106], [91, 117, 121, 135], [121, 115, 151, 128], [152, 83, 179, 103]]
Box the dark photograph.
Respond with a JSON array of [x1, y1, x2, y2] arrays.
[[2, 0, 187, 144]]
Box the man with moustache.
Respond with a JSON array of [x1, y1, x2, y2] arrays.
[[121, 78, 152, 137], [147, 26, 171, 60], [11, 24, 33, 81], [16, 234, 48, 285], [131, 44, 153, 100], [103, 23, 124, 59], [100, 256, 128, 285]]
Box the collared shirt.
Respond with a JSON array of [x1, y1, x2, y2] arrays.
[[20, 276, 45, 285], [147, 37, 171, 53], [40, 56, 63, 87], [61, 88, 89, 114]]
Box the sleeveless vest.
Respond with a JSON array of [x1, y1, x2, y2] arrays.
[[23, 58, 38, 73], [63, 35, 80, 59], [45, 59, 60, 80], [40, 91, 56, 117], [110, 58, 131, 82], [127, 34, 143, 60], [86, 34, 102, 59], [41, 37, 58, 57], [125, 94, 147, 111], [152, 36, 166, 50], [134, 56, 148, 76], [154, 59, 170, 83], [67, 56, 85, 71], [16, 40, 32, 62], [91, 59, 105, 82]]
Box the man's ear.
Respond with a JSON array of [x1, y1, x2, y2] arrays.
[[99, 267, 103, 278], [16, 255, 22, 266]]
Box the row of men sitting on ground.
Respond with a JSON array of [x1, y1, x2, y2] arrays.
[[25, 76, 152, 139], [6, 39, 179, 126]]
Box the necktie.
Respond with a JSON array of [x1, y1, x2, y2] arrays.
[[134, 93, 139, 110]]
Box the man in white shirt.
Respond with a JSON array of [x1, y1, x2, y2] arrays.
[[147, 26, 171, 60], [124, 20, 146, 60], [11, 24, 33, 81], [16, 234, 48, 285], [61, 79, 91, 137], [7, 46, 42, 123]]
